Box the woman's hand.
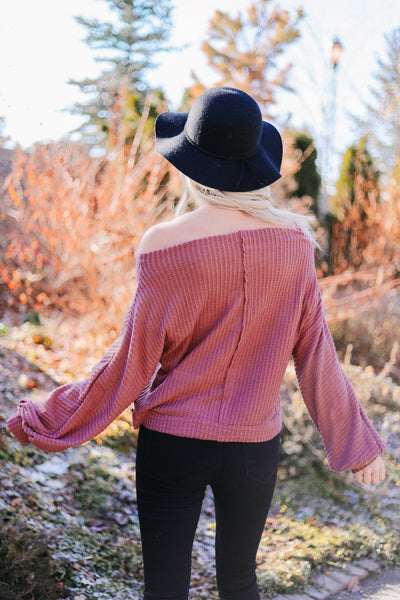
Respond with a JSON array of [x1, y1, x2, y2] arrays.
[[354, 456, 385, 485]]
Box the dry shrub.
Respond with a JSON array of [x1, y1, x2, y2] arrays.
[[322, 272, 400, 382], [320, 167, 400, 380], [0, 123, 177, 336], [330, 156, 380, 273], [329, 152, 400, 275]]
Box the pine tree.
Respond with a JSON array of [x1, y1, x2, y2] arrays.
[[354, 26, 400, 178], [68, 0, 173, 145], [186, 0, 303, 114]]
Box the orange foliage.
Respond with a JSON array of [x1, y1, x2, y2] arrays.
[[0, 121, 178, 335], [189, 1, 302, 112], [329, 152, 399, 275]]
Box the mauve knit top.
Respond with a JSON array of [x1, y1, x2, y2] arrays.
[[7, 227, 385, 471]]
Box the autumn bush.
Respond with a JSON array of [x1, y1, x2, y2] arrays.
[[1, 105, 399, 377], [0, 122, 177, 339], [329, 154, 399, 274]]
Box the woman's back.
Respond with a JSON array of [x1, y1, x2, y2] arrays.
[[133, 225, 314, 443]]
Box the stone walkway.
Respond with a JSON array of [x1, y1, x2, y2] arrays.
[[328, 567, 400, 600], [270, 560, 400, 600]]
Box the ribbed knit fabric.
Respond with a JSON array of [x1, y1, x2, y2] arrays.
[[7, 227, 385, 471]]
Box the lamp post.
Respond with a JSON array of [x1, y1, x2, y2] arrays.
[[328, 37, 343, 192], [320, 37, 343, 219], [329, 37, 343, 157], [331, 38, 343, 70]]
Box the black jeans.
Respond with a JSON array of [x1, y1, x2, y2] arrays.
[[136, 426, 280, 600]]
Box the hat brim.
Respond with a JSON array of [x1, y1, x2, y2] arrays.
[[155, 112, 282, 192]]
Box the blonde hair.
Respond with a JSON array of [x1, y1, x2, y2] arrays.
[[175, 176, 319, 247]]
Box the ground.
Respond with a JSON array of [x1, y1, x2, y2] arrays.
[[1, 313, 399, 600]]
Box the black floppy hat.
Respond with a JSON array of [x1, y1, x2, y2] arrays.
[[155, 86, 282, 192]]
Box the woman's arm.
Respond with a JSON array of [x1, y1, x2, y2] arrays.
[[6, 260, 166, 452], [292, 272, 386, 473]]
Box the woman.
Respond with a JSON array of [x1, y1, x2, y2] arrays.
[[7, 87, 386, 600]]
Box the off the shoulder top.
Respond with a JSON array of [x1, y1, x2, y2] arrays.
[[7, 227, 386, 471]]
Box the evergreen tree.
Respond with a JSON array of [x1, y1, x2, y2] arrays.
[[186, 0, 303, 114], [289, 132, 321, 217], [354, 26, 400, 178], [68, 0, 173, 145]]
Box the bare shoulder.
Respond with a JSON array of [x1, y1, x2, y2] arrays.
[[138, 214, 194, 254], [138, 222, 174, 254]]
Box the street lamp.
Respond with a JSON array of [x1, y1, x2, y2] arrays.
[[328, 37, 343, 190], [331, 38, 343, 69], [319, 37, 344, 219]]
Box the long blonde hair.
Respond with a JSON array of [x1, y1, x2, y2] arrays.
[[175, 176, 319, 247]]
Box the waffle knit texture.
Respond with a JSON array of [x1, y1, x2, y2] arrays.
[[7, 228, 385, 471]]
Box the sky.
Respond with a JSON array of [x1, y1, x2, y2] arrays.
[[0, 0, 398, 170]]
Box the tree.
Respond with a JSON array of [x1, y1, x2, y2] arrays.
[[289, 132, 321, 217], [354, 26, 400, 178], [330, 137, 379, 217], [328, 138, 381, 274], [68, 0, 173, 145], [186, 0, 303, 114]]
